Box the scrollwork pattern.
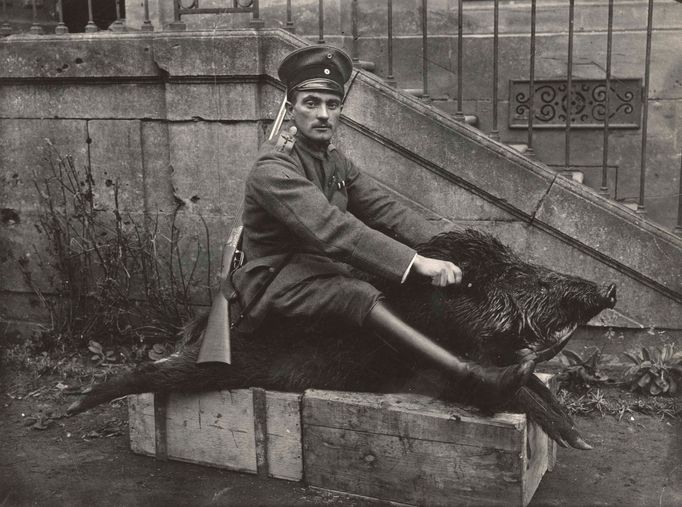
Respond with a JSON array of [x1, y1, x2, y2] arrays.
[[509, 79, 640, 128]]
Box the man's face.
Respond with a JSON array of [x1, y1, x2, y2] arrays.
[[288, 91, 342, 144]]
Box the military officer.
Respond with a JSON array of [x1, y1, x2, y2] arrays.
[[232, 45, 534, 400]]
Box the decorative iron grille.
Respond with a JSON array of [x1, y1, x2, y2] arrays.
[[509, 79, 641, 129]]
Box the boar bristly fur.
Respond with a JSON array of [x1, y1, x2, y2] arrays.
[[68, 229, 616, 450]]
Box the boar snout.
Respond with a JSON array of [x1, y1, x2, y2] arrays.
[[604, 283, 617, 309]]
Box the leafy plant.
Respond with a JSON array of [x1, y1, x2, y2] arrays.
[[87, 340, 117, 365], [556, 347, 609, 393], [622, 344, 682, 396]]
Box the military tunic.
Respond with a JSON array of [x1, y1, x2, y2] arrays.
[[232, 132, 446, 332]]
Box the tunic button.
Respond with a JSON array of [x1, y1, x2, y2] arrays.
[[268, 267, 275, 273]]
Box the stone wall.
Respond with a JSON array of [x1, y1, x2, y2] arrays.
[[1, 29, 681, 343], [123, 0, 682, 232]]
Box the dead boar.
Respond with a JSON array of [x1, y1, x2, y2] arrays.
[[67, 229, 617, 449]]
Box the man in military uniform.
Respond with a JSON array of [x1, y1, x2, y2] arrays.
[[232, 45, 534, 401]]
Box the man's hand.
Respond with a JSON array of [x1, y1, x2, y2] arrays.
[[412, 255, 462, 287]]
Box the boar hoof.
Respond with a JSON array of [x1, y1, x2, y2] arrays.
[[570, 436, 593, 450], [66, 399, 85, 416]]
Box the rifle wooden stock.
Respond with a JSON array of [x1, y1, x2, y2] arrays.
[[196, 223, 243, 365]]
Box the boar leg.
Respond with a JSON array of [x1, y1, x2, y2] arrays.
[[66, 342, 238, 415], [513, 377, 592, 450]]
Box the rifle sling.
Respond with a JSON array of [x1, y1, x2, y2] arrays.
[[230, 167, 340, 330]]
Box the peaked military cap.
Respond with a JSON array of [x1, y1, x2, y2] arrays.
[[278, 45, 353, 98]]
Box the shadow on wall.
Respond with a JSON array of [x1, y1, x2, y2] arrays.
[[62, 0, 123, 32]]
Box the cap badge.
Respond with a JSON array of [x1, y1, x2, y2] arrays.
[[324, 68, 331, 75]]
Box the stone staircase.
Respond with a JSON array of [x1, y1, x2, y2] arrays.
[[1, 28, 680, 360]]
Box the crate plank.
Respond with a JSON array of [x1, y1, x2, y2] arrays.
[[265, 391, 303, 481], [302, 386, 559, 506], [128, 389, 303, 480], [304, 424, 524, 506], [129, 392, 156, 456], [303, 390, 526, 451]]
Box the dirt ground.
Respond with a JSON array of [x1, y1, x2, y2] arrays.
[[1, 367, 680, 507]]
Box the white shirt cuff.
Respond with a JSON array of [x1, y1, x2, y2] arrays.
[[401, 254, 418, 284]]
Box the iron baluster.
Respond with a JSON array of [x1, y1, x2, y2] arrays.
[[85, 0, 97, 32], [318, 0, 324, 44], [526, 0, 537, 157], [351, 0, 359, 67], [170, 0, 187, 30], [421, 0, 429, 100], [250, 0, 264, 28], [141, 0, 154, 31], [112, 0, 125, 31], [455, 0, 464, 120], [285, 0, 294, 33], [675, 154, 682, 236], [565, 0, 575, 168], [55, 0, 68, 34], [1, 0, 12, 36], [600, 0, 615, 197], [490, 0, 500, 140], [637, 0, 654, 214], [386, 0, 396, 87], [29, 0, 42, 34]]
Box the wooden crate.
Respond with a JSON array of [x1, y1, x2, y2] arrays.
[[128, 388, 303, 481], [303, 390, 555, 506], [128, 375, 556, 506]]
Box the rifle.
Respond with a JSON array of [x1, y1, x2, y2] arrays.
[[196, 96, 289, 365]]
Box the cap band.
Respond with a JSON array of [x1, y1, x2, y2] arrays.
[[291, 78, 344, 97]]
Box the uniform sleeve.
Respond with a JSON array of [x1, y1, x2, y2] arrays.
[[246, 151, 417, 283], [344, 159, 447, 247]]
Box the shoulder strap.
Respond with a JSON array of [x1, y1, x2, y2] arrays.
[[275, 132, 296, 154]]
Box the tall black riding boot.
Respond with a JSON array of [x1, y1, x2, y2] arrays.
[[365, 301, 535, 404]]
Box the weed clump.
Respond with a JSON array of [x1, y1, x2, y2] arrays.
[[7, 142, 210, 368]]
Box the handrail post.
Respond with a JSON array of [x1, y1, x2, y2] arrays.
[[85, 0, 98, 33], [421, 0, 429, 101], [351, 0, 360, 67], [636, 0, 655, 215], [111, 0, 126, 32], [675, 151, 682, 236], [386, 0, 396, 87], [318, 0, 325, 44], [489, 0, 500, 140], [55, 0, 68, 34], [526, 0, 537, 158], [169, 0, 187, 31], [454, 0, 464, 120], [249, 0, 265, 28], [29, 0, 43, 35], [285, 0, 295, 33], [1, 0, 12, 36], [141, 0, 154, 32], [564, 0, 575, 168], [599, 0, 615, 198]]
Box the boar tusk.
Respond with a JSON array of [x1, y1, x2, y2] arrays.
[[534, 324, 577, 362]]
